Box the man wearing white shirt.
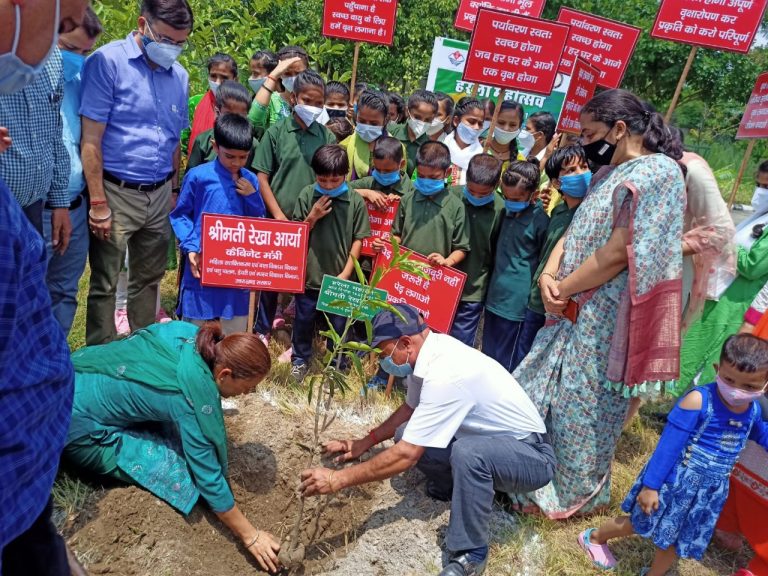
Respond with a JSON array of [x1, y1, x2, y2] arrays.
[[300, 304, 555, 576]]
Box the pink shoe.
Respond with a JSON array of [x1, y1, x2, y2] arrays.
[[156, 308, 172, 323], [255, 332, 270, 348], [114, 309, 130, 335], [578, 528, 617, 570], [732, 570, 755, 576], [272, 317, 286, 330], [278, 347, 293, 364]]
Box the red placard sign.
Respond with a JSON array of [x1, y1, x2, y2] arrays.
[[737, 72, 768, 140], [557, 58, 600, 134], [322, 0, 398, 45], [374, 244, 466, 334], [463, 10, 570, 95], [201, 214, 308, 293], [454, 0, 546, 33], [361, 198, 399, 257], [651, 0, 768, 53], [557, 8, 641, 89]]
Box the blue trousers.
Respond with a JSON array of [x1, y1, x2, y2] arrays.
[[450, 301, 484, 347], [510, 308, 546, 372], [43, 200, 89, 335], [481, 310, 523, 372], [291, 289, 347, 366]]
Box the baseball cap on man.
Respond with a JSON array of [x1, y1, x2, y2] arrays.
[[371, 303, 428, 348]]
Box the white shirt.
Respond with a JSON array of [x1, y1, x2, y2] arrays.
[[401, 333, 546, 449], [444, 132, 483, 185]]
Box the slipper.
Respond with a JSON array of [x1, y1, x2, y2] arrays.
[[577, 528, 617, 570]]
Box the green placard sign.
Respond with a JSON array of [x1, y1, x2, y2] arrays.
[[316, 275, 388, 320]]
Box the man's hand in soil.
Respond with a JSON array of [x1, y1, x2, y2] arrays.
[[300, 467, 338, 497], [324, 438, 370, 464], [245, 530, 282, 573]]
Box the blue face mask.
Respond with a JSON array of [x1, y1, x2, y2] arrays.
[[249, 78, 265, 93], [558, 171, 592, 199], [315, 181, 348, 198], [372, 169, 401, 187], [380, 339, 413, 378], [414, 177, 445, 197], [463, 187, 495, 207], [141, 24, 184, 70], [356, 123, 383, 143], [282, 75, 296, 93], [61, 50, 85, 82], [504, 200, 529, 214]]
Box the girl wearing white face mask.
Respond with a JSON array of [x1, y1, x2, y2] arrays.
[[486, 101, 529, 167], [428, 92, 454, 143], [444, 97, 485, 185]]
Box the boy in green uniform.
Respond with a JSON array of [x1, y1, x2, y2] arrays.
[[482, 160, 550, 372], [252, 69, 336, 337], [448, 155, 505, 347], [511, 144, 590, 370], [248, 45, 308, 132], [187, 81, 260, 171], [291, 145, 371, 382], [387, 90, 438, 178], [349, 136, 414, 206]]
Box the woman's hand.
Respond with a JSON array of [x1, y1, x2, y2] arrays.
[[271, 56, 302, 80], [244, 530, 281, 573], [324, 438, 369, 463], [637, 487, 659, 515], [540, 275, 567, 314]]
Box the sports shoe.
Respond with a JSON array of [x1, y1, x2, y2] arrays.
[[291, 362, 308, 383], [438, 553, 487, 576], [114, 309, 130, 336], [156, 308, 172, 323], [425, 479, 451, 501], [577, 528, 617, 570]]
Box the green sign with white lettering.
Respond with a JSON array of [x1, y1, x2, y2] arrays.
[[316, 275, 388, 320]]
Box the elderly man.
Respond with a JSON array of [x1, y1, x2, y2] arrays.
[[80, 0, 193, 345], [301, 304, 555, 576]]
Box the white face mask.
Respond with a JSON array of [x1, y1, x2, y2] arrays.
[[517, 130, 536, 156], [407, 117, 429, 139], [294, 104, 323, 127], [426, 118, 445, 136], [0, 0, 60, 94], [249, 78, 265, 93], [316, 107, 330, 126], [752, 186, 768, 214], [493, 127, 520, 146]]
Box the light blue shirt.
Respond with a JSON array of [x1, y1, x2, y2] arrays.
[[80, 32, 189, 183], [61, 58, 84, 200]]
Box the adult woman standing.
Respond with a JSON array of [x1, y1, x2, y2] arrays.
[[511, 89, 686, 518], [65, 321, 281, 573]]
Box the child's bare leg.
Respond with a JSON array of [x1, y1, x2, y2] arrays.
[[647, 546, 677, 576], [624, 397, 643, 428], [590, 516, 635, 544]]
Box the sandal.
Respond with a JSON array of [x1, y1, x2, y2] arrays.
[[577, 528, 617, 570]]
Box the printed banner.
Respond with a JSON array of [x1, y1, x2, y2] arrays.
[[201, 214, 308, 293], [426, 36, 570, 119], [556, 7, 640, 89], [374, 244, 466, 334], [316, 275, 388, 320], [651, 0, 768, 53], [454, 0, 546, 33], [556, 58, 600, 134], [737, 72, 768, 140], [463, 10, 570, 95], [322, 0, 398, 45], [361, 198, 399, 257]]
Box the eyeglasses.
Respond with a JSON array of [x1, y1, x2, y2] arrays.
[[144, 20, 186, 47]]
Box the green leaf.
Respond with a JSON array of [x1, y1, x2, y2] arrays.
[[344, 341, 374, 353], [349, 352, 365, 385], [328, 299, 352, 309], [364, 318, 373, 345], [353, 257, 367, 287]]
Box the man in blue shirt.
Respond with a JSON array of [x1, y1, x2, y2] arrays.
[[42, 8, 102, 336], [80, 0, 193, 345]]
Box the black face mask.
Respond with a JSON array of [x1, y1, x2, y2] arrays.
[[582, 139, 617, 166], [326, 108, 347, 119]]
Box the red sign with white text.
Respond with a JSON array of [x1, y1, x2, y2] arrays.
[[651, 0, 768, 53], [454, 0, 546, 33], [463, 10, 570, 95], [322, 0, 398, 45], [557, 8, 640, 89], [374, 245, 466, 334], [361, 198, 399, 257], [737, 72, 768, 140], [557, 58, 600, 134], [201, 214, 308, 293]]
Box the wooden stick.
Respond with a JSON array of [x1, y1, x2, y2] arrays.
[[482, 95, 503, 154], [349, 42, 361, 97], [470, 82, 479, 97], [384, 374, 395, 399], [247, 291, 259, 333], [664, 46, 698, 123], [727, 139, 756, 209]]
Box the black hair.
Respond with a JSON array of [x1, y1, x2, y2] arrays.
[[416, 141, 451, 171], [388, 92, 406, 123], [721, 333, 768, 375], [81, 6, 102, 39], [407, 90, 438, 114], [527, 111, 556, 144], [453, 97, 483, 120], [293, 69, 325, 96], [353, 82, 368, 98], [214, 80, 251, 110], [435, 92, 454, 117], [759, 160, 768, 174], [207, 52, 237, 78], [357, 89, 390, 119], [467, 154, 502, 187], [311, 144, 349, 177], [544, 144, 587, 181], [326, 118, 355, 142], [250, 50, 278, 74], [582, 89, 684, 161], [373, 136, 404, 164], [214, 114, 253, 151], [140, 0, 194, 30], [502, 160, 540, 194], [481, 98, 495, 118], [277, 45, 309, 67], [499, 100, 525, 125], [326, 81, 350, 102]]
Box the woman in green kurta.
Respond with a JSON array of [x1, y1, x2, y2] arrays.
[[65, 321, 282, 573]]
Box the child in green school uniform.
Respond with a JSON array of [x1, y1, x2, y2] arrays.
[[482, 160, 550, 372], [251, 69, 336, 337], [510, 144, 591, 371], [248, 45, 308, 132], [340, 89, 393, 180], [349, 136, 414, 206], [291, 145, 371, 382], [448, 155, 505, 347], [387, 90, 438, 178]]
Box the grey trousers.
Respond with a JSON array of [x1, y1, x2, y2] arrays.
[[417, 433, 556, 552]]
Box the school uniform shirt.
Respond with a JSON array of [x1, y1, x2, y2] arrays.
[[187, 128, 260, 172], [293, 184, 371, 290], [391, 187, 470, 258], [449, 186, 505, 303], [388, 122, 429, 178], [252, 116, 336, 218], [401, 332, 546, 449], [170, 159, 266, 319], [485, 204, 550, 322], [528, 201, 579, 316], [443, 132, 484, 186], [348, 173, 414, 197]]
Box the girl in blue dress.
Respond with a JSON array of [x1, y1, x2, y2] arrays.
[[578, 333, 768, 576]]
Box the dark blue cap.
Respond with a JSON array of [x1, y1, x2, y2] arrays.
[[371, 303, 428, 348]]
